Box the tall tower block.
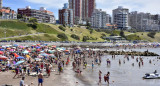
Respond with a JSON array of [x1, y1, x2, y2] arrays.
[[0, 0, 2, 9]]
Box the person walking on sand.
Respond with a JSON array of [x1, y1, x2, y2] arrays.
[[20, 77, 25, 86], [38, 72, 43, 86]]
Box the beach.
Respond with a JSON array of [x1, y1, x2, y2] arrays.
[[0, 43, 160, 86]]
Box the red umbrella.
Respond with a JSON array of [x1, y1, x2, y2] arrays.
[[64, 50, 69, 52], [0, 51, 4, 54], [0, 56, 8, 60]]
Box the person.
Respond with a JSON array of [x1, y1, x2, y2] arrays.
[[38, 72, 43, 86], [13, 67, 19, 78], [154, 70, 157, 74], [104, 72, 110, 84], [99, 70, 102, 83], [20, 77, 25, 86], [92, 61, 94, 69]]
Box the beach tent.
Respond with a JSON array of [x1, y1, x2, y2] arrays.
[[0, 56, 7, 60], [17, 56, 25, 59], [15, 61, 24, 66]]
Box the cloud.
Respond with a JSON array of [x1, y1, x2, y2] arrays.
[[25, 0, 67, 9], [96, 0, 160, 15], [25, 0, 160, 17]]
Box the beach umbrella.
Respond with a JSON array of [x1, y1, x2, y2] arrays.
[[14, 53, 19, 58], [64, 50, 69, 52], [22, 50, 29, 54], [52, 45, 56, 48], [49, 54, 56, 58], [26, 55, 31, 59], [15, 61, 24, 66], [17, 56, 25, 59], [13, 44, 18, 47], [35, 58, 41, 61], [36, 49, 41, 52], [0, 51, 4, 54], [0, 56, 8, 60], [40, 53, 49, 57], [0, 49, 5, 51]]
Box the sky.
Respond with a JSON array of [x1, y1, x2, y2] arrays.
[[3, 0, 160, 19]]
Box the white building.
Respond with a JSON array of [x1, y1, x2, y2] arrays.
[[129, 11, 160, 31], [0, 7, 17, 20], [113, 6, 129, 30], [91, 9, 109, 28]]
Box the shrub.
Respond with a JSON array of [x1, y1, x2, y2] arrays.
[[120, 30, 126, 38], [58, 26, 66, 31], [82, 36, 88, 42], [71, 34, 80, 40], [57, 33, 68, 40], [101, 34, 106, 39], [147, 32, 156, 38], [89, 28, 93, 34]]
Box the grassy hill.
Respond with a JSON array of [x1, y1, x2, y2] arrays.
[[0, 20, 108, 42], [0, 20, 159, 42]]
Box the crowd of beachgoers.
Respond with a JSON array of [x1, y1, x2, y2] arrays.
[[0, 43, 160, 86]]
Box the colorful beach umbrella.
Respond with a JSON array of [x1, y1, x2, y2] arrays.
[[0, 51, 4, 54], [22, 50, 29, 54], [0, 56, 7, 60], [17, 56, 25, 59], [15, 61, 24, 66]]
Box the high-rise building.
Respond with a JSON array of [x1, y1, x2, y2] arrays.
[[91, 9, 109, 28], [129, 11, 160, 31], [113, 6, 129, 30], [18, 6, 56, 23], [0, 0, 2, 9], [69, 0, 95, 24], [59, 3, 73, 27]]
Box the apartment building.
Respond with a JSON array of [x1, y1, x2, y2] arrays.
[[18, 6, 56, 23], [59, 3, 73, 27], [69, 0, 95, 24], [113, 6, 129, 30], [91, 9, 109, 28], [0, 7, 17, 19]]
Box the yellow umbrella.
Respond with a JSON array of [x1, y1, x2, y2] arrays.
[[26, 55, 31, 59]]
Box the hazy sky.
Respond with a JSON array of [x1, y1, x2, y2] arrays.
[[3, 0, 160, 19]]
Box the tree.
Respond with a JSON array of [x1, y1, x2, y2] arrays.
[[17, 14, 23, 19], [28, 18, 38, 29], [58, 26, 66, 31], [147, 32, 156, 38], [82, 36, 88, 42], [29, 18, 37, 24], [57, 33, 68, 41], [71, 34, 80, 40], [120, 30, 126, 38]]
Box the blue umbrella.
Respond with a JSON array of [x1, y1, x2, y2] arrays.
[[17, 56, 25, 59], [13, 44, 18, 47], [0, 49, 5, 51], [15, 61, 24, 66]]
